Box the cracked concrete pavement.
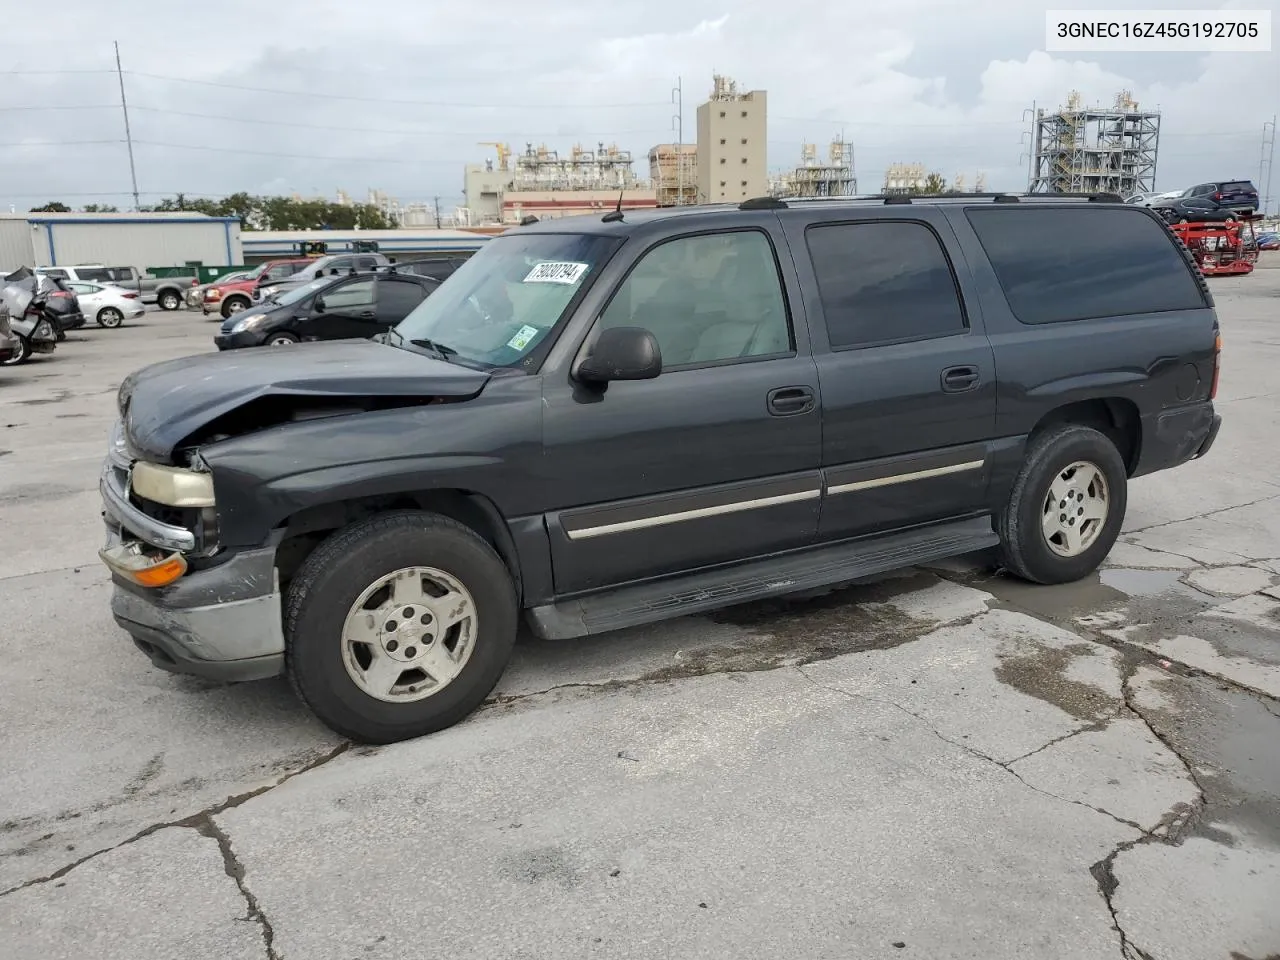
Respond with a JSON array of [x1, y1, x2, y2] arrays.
[[2, 268, 1279, 958]]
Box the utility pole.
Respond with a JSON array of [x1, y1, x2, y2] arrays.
[[671, 76, 683, 205], [113, 41, 141, 212], [432, 196, 441, 229], [1261, 116, 1276, 217], [1021, 100, 1037, 192]]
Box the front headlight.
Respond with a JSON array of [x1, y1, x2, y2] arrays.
[[205, 288, 222, 300], [259, 286, 277, 298], [131, 462, 215, 507], [229, 314, 268, 334]]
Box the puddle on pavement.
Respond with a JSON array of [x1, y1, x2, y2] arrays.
[[962, 566, 1209, 625]]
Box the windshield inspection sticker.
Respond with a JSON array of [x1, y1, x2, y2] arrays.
[[506, 324, 540, 351], [523, 261, 588, 285]]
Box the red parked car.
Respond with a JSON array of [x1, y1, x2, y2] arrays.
[[200, 258, 312, 319]]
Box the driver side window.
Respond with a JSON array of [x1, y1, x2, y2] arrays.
[[596, 230, 792, 369]]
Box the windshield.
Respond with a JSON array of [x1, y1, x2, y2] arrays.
[[392, 233, 621, 368], [245, 263, 270, 281], [273, 277, 332, 307]]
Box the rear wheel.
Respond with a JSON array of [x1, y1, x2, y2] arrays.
[[285, 511, 518, 743], [997, 424, 1127, 585], [97, 307, 124, 328], [2, 335, 30, 366], [158, 291, 181, 311]]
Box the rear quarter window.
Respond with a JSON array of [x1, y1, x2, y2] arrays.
[[965, 206, 1207, 324]]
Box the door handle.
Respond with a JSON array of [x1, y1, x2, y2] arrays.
[[940, 365, 980, 393], [359, 310, 376, 319], [767, 386, 815, 416]]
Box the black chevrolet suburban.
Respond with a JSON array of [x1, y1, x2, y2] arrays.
[[98, 193, 1222, 743]]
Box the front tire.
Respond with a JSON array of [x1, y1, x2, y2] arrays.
[[2, 335, 30, 365], [158, 291, 181, 311], [266, 332, 299, 346], [97, 307, 124, 328], [221, 297, 250, 319], [997, 425, 1127, 585], [285, 511, 518, 743]]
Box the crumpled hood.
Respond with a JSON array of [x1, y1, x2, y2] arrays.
[[117, 338, 490, 462]]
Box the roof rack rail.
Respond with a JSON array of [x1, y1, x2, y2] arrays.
[[777, 191, 1125, 205], [739, 196, 789, 210]]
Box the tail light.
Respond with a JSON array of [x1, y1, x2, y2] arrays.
[[1210, 334, 1221, 399], [123, 292, 139, 299], [51, 290, 73, 299], [1214, 192, 1222, 200]]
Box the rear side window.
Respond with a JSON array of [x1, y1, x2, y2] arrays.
[[966, 207, 1205, 324], [805, 220, 966, 349]]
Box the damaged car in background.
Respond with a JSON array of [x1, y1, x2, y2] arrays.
[[2, 268, 61, 365], [99, 195, 1222, 744]]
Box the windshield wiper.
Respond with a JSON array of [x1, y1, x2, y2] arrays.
[[410, 337, 459, 360]]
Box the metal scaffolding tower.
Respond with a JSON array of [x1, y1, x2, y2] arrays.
[[1030, 90, 1161, 196], [770, 138, 857, 198]]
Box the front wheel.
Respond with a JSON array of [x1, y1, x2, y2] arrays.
[[158, 291, 181, 311], [98, 307, 124, 328], [266, 332, 299, 346], [221, 297, 249, 318], [285, 511, 518, 743], [997, 424, 1127, 585], [2, 335, 31, 366]]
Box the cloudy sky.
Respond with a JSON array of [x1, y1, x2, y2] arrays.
[[1, 0, 1275, 214]]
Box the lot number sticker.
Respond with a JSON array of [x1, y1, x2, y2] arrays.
[[523, 261, 588, 284], [507, 324, 540, 350]]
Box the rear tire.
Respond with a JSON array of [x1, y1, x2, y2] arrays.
[[285, 511, 518, 744], [997, 425, 1127, 585], [2, 335, 30, 365], [158, 291, 181, 311], [97, 307, 124, 328]]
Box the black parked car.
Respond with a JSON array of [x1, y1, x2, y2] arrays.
[[393, 255, 474, 282], [101, 193, 1222, 744], [215, 270, 440, 349], [1151, 179, 1259, 222]]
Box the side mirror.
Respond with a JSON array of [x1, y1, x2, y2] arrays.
[[313, 297, 326, 313], [576, 326, 662, 384]]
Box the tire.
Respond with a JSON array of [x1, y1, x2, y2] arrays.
[[2, 335, 30, 366], [221, 297, 249, 318], [285, 510, 518, 743], [997, 424, 1127, 585], [266, 332, 299, 346], [158, 291, 181, 311], [97, 307, 124, 328]]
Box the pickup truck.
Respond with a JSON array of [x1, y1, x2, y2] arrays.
[[36, 265, 193, 311], [99, 193, 1222, 744], [197, 258, 314, 318]]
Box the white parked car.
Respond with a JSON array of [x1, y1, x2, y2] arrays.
[[65, 281, 146, 328]]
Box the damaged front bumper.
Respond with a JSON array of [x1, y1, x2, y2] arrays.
[[99, 432, 286, 682]]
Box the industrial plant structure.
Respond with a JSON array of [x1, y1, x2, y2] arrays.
[[1030, 90, 1161, 196], [696, 75, 768, 204], [461, 141, 657, 224], [883, 163, 929, 195], [770, 139, 856, 198], [650, 144, 698, 207]]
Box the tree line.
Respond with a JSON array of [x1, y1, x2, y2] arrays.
[[27, 194, 396, 231]]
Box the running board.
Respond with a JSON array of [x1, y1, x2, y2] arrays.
[[526, 515, 999, 640]]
